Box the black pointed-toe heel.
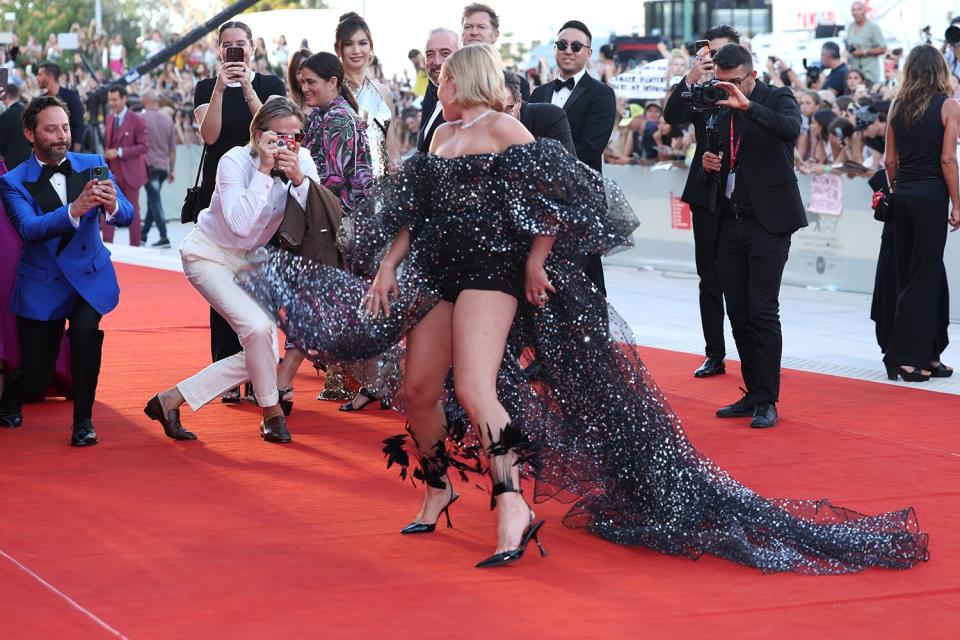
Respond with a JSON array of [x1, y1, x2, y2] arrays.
[[278, 387, 294, 417], [885, 364, 931, 382], [339, 387, 379, 412], [475, 517, 548, 568], [400, 493, 460, 534]]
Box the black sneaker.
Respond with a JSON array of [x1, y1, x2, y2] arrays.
[[750, 403, 779, 429], [152, 238, 171, 248], [716, 388, 758, 418]]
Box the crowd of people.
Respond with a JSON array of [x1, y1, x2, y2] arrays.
[[0, 2, 952, 575]]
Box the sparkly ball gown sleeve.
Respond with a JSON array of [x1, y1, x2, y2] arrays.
[[239, 139, 928, 574]]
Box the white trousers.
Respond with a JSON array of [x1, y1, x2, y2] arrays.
[[176, 229, 279, 411]]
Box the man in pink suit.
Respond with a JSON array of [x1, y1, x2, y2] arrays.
[[103, 84, 148, 245]]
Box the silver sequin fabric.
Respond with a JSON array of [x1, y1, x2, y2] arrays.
[[239, 139, 928, 574]]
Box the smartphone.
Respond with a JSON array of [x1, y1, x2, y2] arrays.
[[694, 39, 710, 56], [225, 47, 244, 63], [91, 166, 109, 181]]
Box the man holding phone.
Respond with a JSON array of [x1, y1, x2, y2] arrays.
[[104, 84, 149, 246], [663, 25, 740, 379], [0, 96, 134, 445]]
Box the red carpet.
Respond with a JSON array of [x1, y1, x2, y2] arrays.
[[1, 263, 958, 639]]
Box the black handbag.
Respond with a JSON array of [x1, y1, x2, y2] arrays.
[[868, 169, 891, 222], [180, 146, 206, 224]]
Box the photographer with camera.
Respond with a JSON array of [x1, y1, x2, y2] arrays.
[[846, 2, 887, 86], [194, 21, 286, 403], [663, 24, 740, 379], [699, 44, 807, 428], [145, 97, 320, 444]]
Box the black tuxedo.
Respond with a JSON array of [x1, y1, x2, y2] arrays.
[[707, 81, 807, 405], [529, 72, 616, 296], [529, 72, 615, 173], [0, 101, 31, 169], [663, 78, 726, 360], [418, 82, 445, 153], [519, 102, 575, 155]]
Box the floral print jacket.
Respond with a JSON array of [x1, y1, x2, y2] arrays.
[[303, 95, 374, 214]]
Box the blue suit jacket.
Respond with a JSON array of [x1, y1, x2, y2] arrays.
[[0, 152, 134, 321]]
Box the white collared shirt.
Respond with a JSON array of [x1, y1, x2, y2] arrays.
[[551, 68, 587, 108], [35, 156, 118, 228], [113, 107, 128, 157], [195, 144, 320, 251]]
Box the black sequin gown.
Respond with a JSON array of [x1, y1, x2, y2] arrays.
[[240, 140, 928, 574]]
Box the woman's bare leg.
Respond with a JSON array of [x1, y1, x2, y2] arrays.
[[276, 348, 305, 392], [451, 290, 526, 554], [402, 301, 456, 523]]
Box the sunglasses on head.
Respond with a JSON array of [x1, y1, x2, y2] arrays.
[[555, 40, 588, 53]]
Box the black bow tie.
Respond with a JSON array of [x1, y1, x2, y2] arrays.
[[553, 77, 575, 92], [40, 160, 71, 180]]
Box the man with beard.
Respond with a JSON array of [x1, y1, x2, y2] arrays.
[[0, 96, 133, 445], [418, 27, 459, 153]]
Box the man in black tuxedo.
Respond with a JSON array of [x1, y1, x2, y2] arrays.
[[418, 28, 459, 153], [663, 25, 740, 379], [0, 84, 31, 169], [503, 71, 575, 154], [37, 63, 85, 153], [460, 3, 530, 99], [529, 20, 616, 296], [701, 44, 808, 429]]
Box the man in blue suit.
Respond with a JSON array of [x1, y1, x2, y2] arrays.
[[0, 96, 133, 446]]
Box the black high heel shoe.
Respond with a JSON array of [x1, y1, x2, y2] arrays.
[[885, 364, 931, 382], [930, 362, 954, 378], [339, 387, 390, 412], [278, 387, 294, 417], [476, 513, 548, 568], [400, 492, 460, 534]]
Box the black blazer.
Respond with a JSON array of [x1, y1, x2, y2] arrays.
[[701, 81, 808, 235], [54, 87, 86, 150], [529, 73, 615, 173], [519, 102, 576, 155], [418, 83, 445, 153], [0, 102, 31, 169], [663, 78, 712, 209]]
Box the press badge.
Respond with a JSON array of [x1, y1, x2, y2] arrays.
[[725, 170, 736, 199]]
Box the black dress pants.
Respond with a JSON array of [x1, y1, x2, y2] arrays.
[[7, 298, 103, 419], [716, 214, 791, 404], [692, 205, 726, 359], [884, 194, 950, 368]]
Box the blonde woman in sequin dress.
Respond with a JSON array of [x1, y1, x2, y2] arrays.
[[241, 44, 928, 572]]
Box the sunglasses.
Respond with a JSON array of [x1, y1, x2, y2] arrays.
[[555, 40, 589, 53]]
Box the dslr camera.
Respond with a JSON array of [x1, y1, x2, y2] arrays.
[[802, 58, 824, 85], [680, 79, 725, 112]]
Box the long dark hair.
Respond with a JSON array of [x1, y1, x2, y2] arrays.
[[334, 12, 373, 58], [891, 44, 953, 128], [287, 48, 312, 111], [300, 51, 359, 112]]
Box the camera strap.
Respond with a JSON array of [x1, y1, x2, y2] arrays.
[[726, 116, 744, 199]]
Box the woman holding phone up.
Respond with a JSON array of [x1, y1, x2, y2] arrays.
[[194, 21, 286, 403]]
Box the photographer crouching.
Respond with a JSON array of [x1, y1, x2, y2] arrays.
[[699, 44, 808, 429]]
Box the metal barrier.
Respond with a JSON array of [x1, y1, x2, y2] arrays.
[[604, 164, 960, 321]]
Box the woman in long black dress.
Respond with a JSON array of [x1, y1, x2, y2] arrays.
[[240, 44, 928, 572], [193, 21, 286, 401], [882, 45, 960, 381]]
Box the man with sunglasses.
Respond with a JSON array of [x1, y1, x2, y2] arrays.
[[663, 24, 739, 380], [699, 44, 807, 429], [529, 19, 616, 296]]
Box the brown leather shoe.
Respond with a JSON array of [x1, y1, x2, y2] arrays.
[[144, 395, 198, 440], [260, 414, 292, 443]]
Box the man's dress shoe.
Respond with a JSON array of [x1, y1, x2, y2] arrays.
[[0, 408, 23, 428], [71, 418, 99, 447], [716, 389, 757, 418], [260, 415, 292, 443], [750, 403, 779, 429], [694, 357, 726, 378], [144, 395, 198, 440]]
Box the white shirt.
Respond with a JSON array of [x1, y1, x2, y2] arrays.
[[424, 101, 443, 144], [196, 144, 320, 251], [112, 107, 128, 157], [551, 68, 587, 108], [35, 157, 118, 228]]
